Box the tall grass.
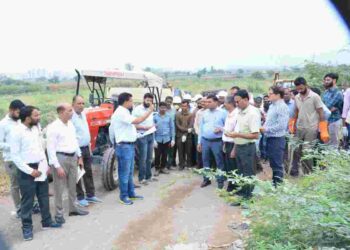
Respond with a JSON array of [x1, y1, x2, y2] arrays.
[[169, 77, 271, 95]]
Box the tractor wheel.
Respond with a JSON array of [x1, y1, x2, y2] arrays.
[[101, 147, 118, 191]]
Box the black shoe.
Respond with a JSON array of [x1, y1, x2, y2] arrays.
[[230, 201, 241, 207], [200, 180, 211, 188], [55, 216, 66, 224], [134, 184, 141, 188], [42, 222, 62, 230], [179, 166, 185, 171], [22, 228, 33, 241], [159, 169, 170, 174], [69, 210, 89, 216], [217, 182, 224, 189]]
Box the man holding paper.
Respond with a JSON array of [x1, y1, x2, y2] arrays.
[[72, 95, 102, 207], [11, 106, 62, 241], [132, 93, 157, 185]]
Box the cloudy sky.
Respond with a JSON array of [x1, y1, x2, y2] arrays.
[[0, 0, 349, 73]]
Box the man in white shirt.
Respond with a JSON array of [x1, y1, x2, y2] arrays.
[[72, 95, 102, 207], [0, 100, 25, 216], [222, 96, 239, 192], [193, 97, 207, 168], [132, 93, 157, 185], [47, 103, 88, 224], [109, 92, 154, 205], [11, 106, 61, 241]]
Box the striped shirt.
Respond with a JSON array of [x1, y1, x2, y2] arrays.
[[263, 99, 289, 138]]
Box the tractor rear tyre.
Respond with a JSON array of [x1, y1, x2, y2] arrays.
[[101, 147, 118, 191]]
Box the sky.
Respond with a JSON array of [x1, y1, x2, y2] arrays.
[[0, 0, 349, 73]]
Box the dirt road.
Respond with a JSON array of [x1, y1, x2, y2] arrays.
[[0, 166, 245, 250]]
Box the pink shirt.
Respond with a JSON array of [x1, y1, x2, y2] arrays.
[[222, 109, 239, 142], [342, 88, 350, 119]]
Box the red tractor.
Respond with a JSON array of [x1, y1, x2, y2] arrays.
[[75, 69, 171, 190]]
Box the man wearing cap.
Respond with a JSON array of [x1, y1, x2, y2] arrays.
[[0, 100, 26, 217], [47, 103, 89, 224], [217, 91, 228, 109], [109, 92, 154, 205]]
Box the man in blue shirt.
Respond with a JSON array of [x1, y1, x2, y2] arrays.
[[322, 73, 343, 147], [153, 102, 175, 176], [72, 95, 102, 207], [284, 88, 295, 119], [198, 95, 226, 189], [165, 96, 177, 169], [261, 87, 289, 186]]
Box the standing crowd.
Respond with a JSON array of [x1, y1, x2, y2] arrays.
[[0, 72, 348, 241]]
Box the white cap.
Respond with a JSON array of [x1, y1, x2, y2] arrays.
[[183, 94, 192, 100], [217, 90, 228, 97], [173, 96, 182, 104], [192, 94, 203, 102]]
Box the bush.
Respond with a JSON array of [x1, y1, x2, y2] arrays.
[[195, 145, 350, 249], [248, 148, 350, 249]]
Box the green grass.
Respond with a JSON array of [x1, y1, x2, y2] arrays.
[[169, 77, 271, 95], [0, 88, 89, 127]]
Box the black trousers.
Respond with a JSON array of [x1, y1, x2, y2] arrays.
[[155, 141, 171, 170], [76, 146, 95, 200], [235, 143, 256, 198], [266, 137, 286, 186], [18, 163, 52, 230], [177, 135, 193, 168], [223, 142, 238, 191]]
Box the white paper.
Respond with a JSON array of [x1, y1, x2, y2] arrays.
[[34, 159, 49, 182], [76, 167, 86, 183], [137, 126, 157, 139]]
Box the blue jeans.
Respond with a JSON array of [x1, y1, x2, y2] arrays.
[[136, 134, 154, 181], [202, 138, 225, 184], [115, 144, 136, 200], [266, 136, 286, 186]]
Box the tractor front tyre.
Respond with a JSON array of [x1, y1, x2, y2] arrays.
[[101, 147, 118, 191]]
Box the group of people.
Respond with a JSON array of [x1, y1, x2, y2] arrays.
[[110, 72, 347, 207], [0, 96, 101, 241], [1, 72, 348, 241]]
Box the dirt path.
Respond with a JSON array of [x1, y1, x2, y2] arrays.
[[0, 167, 253, 250]]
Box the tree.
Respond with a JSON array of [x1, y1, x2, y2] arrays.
[[266, 70, 275, 77], [236, 68, 244, 78], [144, 67, 152, 72], [210, 66, 215, 74], [125, 63, 134, 71], [48, 76, 59, 84], [251, 71, 265, 79]]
